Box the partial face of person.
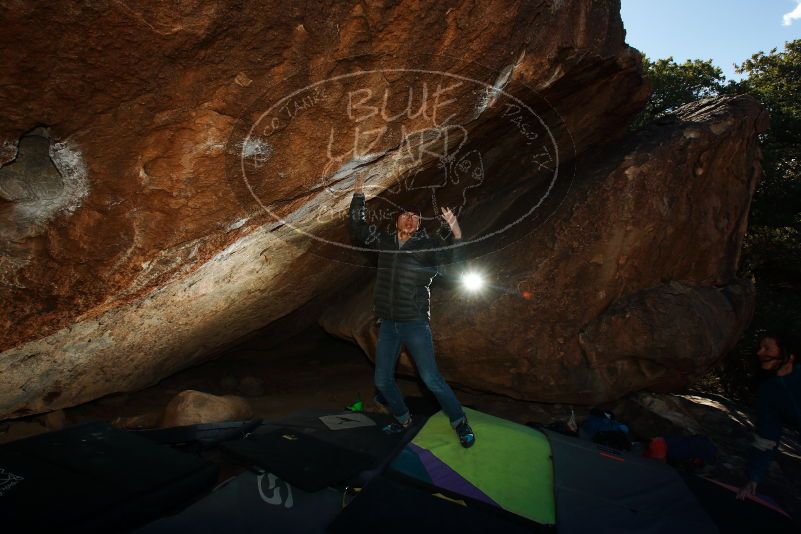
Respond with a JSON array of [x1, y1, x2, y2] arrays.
[[396, 211, 420, 234], [757, 337, 784, 371]]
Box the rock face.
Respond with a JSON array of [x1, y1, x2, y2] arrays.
[[579, 278, 756, 395], [0, 0, 761, 418], [321, 96, 766, 404]]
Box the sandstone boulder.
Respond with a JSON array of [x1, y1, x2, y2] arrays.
[[321, 96, 766, 404], [0, 0, 759, 418], [160, 390, 253, 427]]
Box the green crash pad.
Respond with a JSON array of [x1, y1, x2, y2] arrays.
[[408, 407, 555, 524]]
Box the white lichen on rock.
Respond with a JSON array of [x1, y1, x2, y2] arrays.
[[0, 139, 18, 166], [48, 139, 90, 215], [241, 136, 272, 162]]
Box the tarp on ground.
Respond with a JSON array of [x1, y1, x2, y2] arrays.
[[389, 407, 556, 525], [0, 422, 218, 532], [136, 470, 343, 534]]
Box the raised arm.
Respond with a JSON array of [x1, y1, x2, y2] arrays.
[[428, 206, 464, 272], [348, 175, 380, 249]]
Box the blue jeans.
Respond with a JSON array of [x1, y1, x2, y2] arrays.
[[374, 319, 466, 428]]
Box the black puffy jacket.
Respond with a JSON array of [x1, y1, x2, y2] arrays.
[[349, 193, 462, 321]]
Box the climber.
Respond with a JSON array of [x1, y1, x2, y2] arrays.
[[736, 329, 801, 500], [348, 174, 475, 448]]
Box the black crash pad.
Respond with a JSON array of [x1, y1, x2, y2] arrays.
[[328, 475, 540, 533], [137, 470, 343, 533], [0, 421, 219, 532], [221, 427, 375, 492], [133, 419, 262, 448]]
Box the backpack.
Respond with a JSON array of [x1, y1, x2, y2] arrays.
[[580, 409, 632, 450]]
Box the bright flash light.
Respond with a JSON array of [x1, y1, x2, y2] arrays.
[[461, 272, 485, 292]]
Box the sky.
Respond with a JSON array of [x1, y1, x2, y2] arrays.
[[621, 0, 801, 80]]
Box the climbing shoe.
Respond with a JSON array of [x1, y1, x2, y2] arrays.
[[455, 420, 475, 448], [382, 417, 413, 434]]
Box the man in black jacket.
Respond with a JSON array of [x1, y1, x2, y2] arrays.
[[736, 330, 800, 500], [349, 175, 475, 448]]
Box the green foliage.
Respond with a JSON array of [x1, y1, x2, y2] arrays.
[[635, 42, 801, 399], [719, 41, 801, 400], [734, 41, 801, 284], [632, 56, 726, 129]]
